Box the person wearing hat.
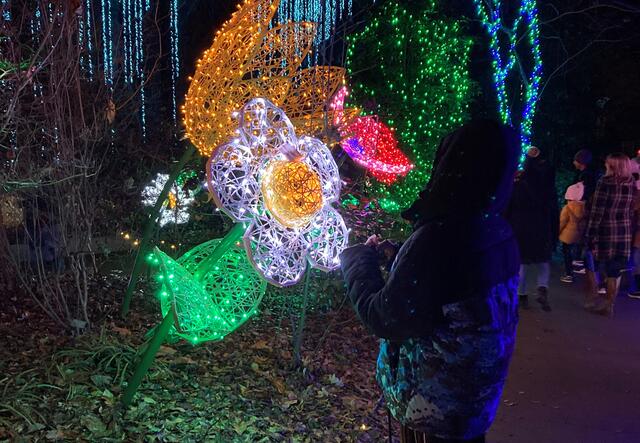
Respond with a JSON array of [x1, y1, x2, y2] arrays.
[[559, 182, 587, 283], [340, 120, 520, 443], [573, 149, 600, 203], [505, 145, 558, 311]]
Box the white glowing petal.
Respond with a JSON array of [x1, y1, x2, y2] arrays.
[[298, 136, 341, 202], [238, 98, 298, 160], [141, 173, 195, 227], [304, 207, 349, 271], [243, 211, 308, 287], [207, 142, 259, 222]]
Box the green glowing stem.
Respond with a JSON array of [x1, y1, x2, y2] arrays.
[[121, 143, 196, 318], [192, 222, 246, 281], [120, 310, 174, 407], [121, 223, 248, 405]]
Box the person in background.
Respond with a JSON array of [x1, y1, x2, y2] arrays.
[[573, 149, 600, 202], [626, 177, 640, 299], [585, 153, 636, 316], [506, 146, 558, 311], [559, 182, 587, 283], [340, 120, 520, 443]]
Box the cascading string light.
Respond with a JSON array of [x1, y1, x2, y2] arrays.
[[276, 0, 350, 51], [1, 0, 10, 21], [122, 0, 133, 84], [346, 0, 474, 212], [472, 0, 543, 165], [84, 0, 95, 80], [134, 0, 147, 139], [100, 0, 114, 87], [169, 0, 180, 125], [0, 0, 17, 157]]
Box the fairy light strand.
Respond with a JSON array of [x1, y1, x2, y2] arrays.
[[346, 0, 474, 212], [169, 0, 180, 124], [472, 0, 543, 164]]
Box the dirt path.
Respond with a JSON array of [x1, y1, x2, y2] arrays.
[[489, 269, 640, 443]]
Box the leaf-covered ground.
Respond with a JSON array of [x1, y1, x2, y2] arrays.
[[0, 273, 396, 442]]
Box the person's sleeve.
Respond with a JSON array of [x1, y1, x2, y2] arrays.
[[340, 237, 434, 341], [586, 180, 606, 240], [559, 206, 569, 237]]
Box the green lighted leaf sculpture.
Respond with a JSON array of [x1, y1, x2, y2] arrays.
[[153, 236, 266, 344]]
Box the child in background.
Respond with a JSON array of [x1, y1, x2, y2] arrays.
[[559, 182, 586, 283]]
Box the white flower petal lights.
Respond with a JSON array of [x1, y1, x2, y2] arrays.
[[207, 98, 349, 287], [142, 173, 195, 226]]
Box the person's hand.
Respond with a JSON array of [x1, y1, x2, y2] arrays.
[[378, 239, 399, 260], [365, 234, 380, 248]]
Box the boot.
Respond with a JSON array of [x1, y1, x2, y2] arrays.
[[536, 286, 551, 312], [591, 277, 620, 317], [519, 294, 529, 309], [628, 275, 640, 299], [584, 270, 601, 310]]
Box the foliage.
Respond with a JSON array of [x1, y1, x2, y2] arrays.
[[346, 0, 475, 212], [0, 286, 390, 441]]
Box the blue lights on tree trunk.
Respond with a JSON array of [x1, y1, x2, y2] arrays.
[[472, 0, 543, 165]]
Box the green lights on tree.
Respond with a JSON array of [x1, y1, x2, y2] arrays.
[[346, 0, 475, 212], [472, 0, 543, 163]]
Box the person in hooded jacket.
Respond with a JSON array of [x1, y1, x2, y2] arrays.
[[505, 147, 558, 311], [559, 182, 587, 283], [340, 120, 520, 443]]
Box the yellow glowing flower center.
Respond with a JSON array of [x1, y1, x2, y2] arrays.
[[262, 160, 323, 228], [167, 192, 178, 210]]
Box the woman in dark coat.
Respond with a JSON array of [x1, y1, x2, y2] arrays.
[[505, 147, 558, 311], [340, 120, 520, 443]]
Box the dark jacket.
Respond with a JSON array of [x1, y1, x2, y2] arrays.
[[586, 176, 636, 261], [340, 120, 520, 439], [505, 156, 559, 263], [576, 166, 601, 203]]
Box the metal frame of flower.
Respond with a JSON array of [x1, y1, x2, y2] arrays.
[[207, 98, 349, 287]]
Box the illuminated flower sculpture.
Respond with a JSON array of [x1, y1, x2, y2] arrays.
[[208, 98, 349, 287], [329, 87, 414, 185], [141, 173, 195, 226], [183, 0, 347, 157]]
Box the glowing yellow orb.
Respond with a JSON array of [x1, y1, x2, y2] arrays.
[[167, 191, 177, 210], [262, 160, 323, 228]]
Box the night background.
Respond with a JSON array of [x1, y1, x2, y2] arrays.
[[1, 0, 640, 441]]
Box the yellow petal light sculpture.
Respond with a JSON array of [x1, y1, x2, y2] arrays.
[[182, 0, 348, 157]]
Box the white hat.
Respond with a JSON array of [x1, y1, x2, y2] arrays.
[[565, 182, 584, 201]]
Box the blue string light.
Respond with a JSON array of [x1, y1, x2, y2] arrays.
[[100, 0, 114, 87], [170, 0, 180, 125], [83, 0, 95, 80], [1, 0, 10, 22], [134, 0, 147, 139], [277, 0, 351, 53], [472, 0, 543, 165]]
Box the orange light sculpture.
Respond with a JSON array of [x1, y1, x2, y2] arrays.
[[182, 0, 347, 157]]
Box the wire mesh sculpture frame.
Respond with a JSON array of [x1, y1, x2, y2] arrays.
[[182, 0, 347, 157], [155, 237, 266, 344], [207, 98, 349, 287], [141, 173, 195, 226]]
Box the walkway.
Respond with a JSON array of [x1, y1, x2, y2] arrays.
[[489, 269, 640, 442]]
